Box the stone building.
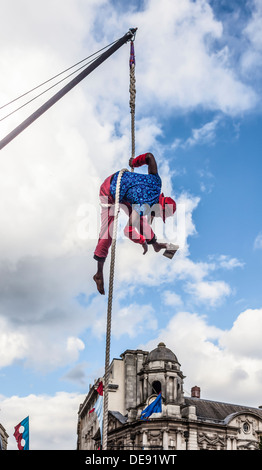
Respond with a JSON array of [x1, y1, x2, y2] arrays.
[[77, 342, 262, 450], [0, 423, 8, 450]]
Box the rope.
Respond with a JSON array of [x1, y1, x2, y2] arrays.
[[102, 168, 128, 450], [129, 40, 136, 171], [102, 30, 137, 450]]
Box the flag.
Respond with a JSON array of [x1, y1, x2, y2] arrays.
[[89, 382, 103, 438], [13, 416, 29, 450], [140, 393, 162, 420]]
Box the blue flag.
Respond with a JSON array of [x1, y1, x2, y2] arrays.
[[140, 393, 162, 420]]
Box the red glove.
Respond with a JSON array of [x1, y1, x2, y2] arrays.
[[131, 153, 148, 168]]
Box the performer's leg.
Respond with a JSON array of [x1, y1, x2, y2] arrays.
[[93, 175, 115, 294], [93, 258, 106, 295]]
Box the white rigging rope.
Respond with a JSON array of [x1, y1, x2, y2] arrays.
[[102, 32, 137, 451]]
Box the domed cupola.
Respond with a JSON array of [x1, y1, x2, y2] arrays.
[[146, 342, 180, 368], [138, 342, 185, 407]]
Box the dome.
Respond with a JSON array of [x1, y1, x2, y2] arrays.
[[146, 342, 179, 364]]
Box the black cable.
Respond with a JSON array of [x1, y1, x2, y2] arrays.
[[0, 29, 135, 151], [0, 38, 119, 114], [0, 53, 103, 122]]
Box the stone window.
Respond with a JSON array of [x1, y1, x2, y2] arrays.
[[243, 422, 250, 433], [152, 381, 161, 394]]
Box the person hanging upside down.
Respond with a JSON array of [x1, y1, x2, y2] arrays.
[[93, 152, 177, 294]]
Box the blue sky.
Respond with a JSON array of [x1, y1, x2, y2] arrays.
[[1, 0, 262, 450]]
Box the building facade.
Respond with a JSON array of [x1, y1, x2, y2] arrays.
[[77, 342, 262, 450], [0, 423, 8, 450]]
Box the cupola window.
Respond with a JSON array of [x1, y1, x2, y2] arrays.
[[152, 380, 161, 395]]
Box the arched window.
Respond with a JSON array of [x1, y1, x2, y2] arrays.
[[152, 381, 161, 395]]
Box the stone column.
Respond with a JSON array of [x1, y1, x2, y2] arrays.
[[144, 373, 148, 399], [142, 430, 148, 450], [187, 426, 198, 450], [227, 436, 237, 450], [162, 429, 169, 450], [176, 429, 183, 450]]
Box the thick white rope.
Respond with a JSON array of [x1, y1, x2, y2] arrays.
[[102, 37, 136, 450], [102, 168, 128, 450]]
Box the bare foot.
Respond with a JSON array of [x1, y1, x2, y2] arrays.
[[93, 274, 105, 295]]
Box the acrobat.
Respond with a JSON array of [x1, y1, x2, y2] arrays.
[[93, 153, 178, 294]]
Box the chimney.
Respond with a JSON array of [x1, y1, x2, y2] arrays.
[[191, 386, 200, 398]]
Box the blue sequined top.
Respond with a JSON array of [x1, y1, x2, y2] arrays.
[[110, 171, 162, 216]]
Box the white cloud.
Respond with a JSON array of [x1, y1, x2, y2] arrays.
[[142, 308, 262, 406], [113, 303, 158, 338], [254, 232, 262, 250], [66, 337, 85, 361], [0, 318, 28, 367], [185, 280, 231, 307], [179, 116, 221, 149], [130, 0, 257, 115], [241, 0, 262, 76], [216, 254, 245, 270], [135, 117, 164, 153], [0, 256, 98, 371], [219, 308, 262, 359], [90, 299, 158, 339], [207, 254, 245, 270], [162, 290, 183, 307], [171, 117, 223, 161], [109, 193, 243, 310], [0, 392, 85, 450]]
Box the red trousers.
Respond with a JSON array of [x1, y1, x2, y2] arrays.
[[94, 174, 156, 261]]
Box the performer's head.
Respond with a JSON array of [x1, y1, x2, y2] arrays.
[[149, 194, 176, 224], [159, 193, 176, 222]]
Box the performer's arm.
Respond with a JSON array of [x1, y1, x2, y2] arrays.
[[129, 152, 158, 175]]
